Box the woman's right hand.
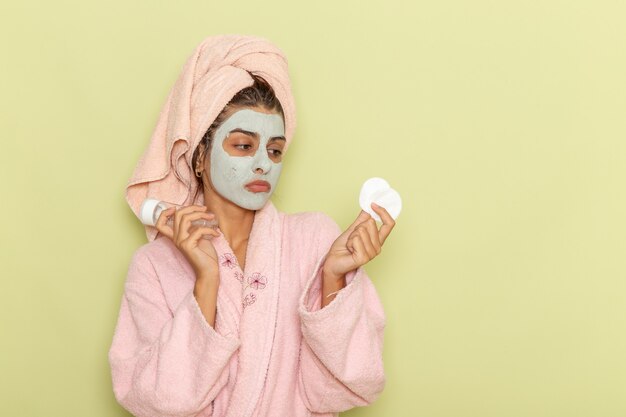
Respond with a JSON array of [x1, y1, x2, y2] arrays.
[[155, 205, 221, 279]]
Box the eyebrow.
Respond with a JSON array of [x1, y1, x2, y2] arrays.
[[229, 128, 286, 141]]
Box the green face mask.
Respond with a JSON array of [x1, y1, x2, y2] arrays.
[[209, 108, 285, 210]]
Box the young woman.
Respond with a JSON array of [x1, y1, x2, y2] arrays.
[[109, 35, 395, 417]]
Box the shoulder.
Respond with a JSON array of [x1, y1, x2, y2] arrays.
[[125, 236, 194, 300], [127, 236, 182, 277], [133, 235, 176, 260], [283, 210, 340, 233], [281, 210, 342, 246]]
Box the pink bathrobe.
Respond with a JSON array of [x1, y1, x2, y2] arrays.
[[108, 200, 386, 417]]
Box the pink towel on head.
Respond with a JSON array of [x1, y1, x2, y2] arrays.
[[125, 34, 297, 242]]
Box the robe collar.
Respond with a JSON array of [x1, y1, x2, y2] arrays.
[[210, 199, 283, 417]]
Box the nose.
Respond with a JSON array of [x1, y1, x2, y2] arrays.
[[252, 150, 272, 174]]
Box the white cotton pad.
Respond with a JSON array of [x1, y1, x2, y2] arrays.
[[359, 177, 402, 222]]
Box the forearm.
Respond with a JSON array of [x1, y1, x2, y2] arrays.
[[194, 274, 219, 328], [320, 268, 346, 308]]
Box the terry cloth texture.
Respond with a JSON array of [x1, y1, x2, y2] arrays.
[[108, 201, 386, 417]]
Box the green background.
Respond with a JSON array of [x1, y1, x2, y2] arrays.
[[1, 0, 625, 416]]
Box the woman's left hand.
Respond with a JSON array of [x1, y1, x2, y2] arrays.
[[323, 203, 396, 279]]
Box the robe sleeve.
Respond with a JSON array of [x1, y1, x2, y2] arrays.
[[297, 213, 386, 413], [108, 248, 241, 417]]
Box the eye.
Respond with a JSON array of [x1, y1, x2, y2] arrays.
[[268, 149, 282, 156], [234, 144, 253, 150]]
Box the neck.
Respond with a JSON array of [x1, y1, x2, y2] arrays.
[[203, 188, 255, 249]]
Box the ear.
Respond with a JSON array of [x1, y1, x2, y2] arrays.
[[195, 143, 208, 174]]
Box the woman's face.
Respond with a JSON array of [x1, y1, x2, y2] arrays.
[[203, 106, 286, 210]]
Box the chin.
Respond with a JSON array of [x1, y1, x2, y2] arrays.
[[240, 198, 270, 211]]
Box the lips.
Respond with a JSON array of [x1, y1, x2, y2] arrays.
[[245, 180, 271, 193]]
